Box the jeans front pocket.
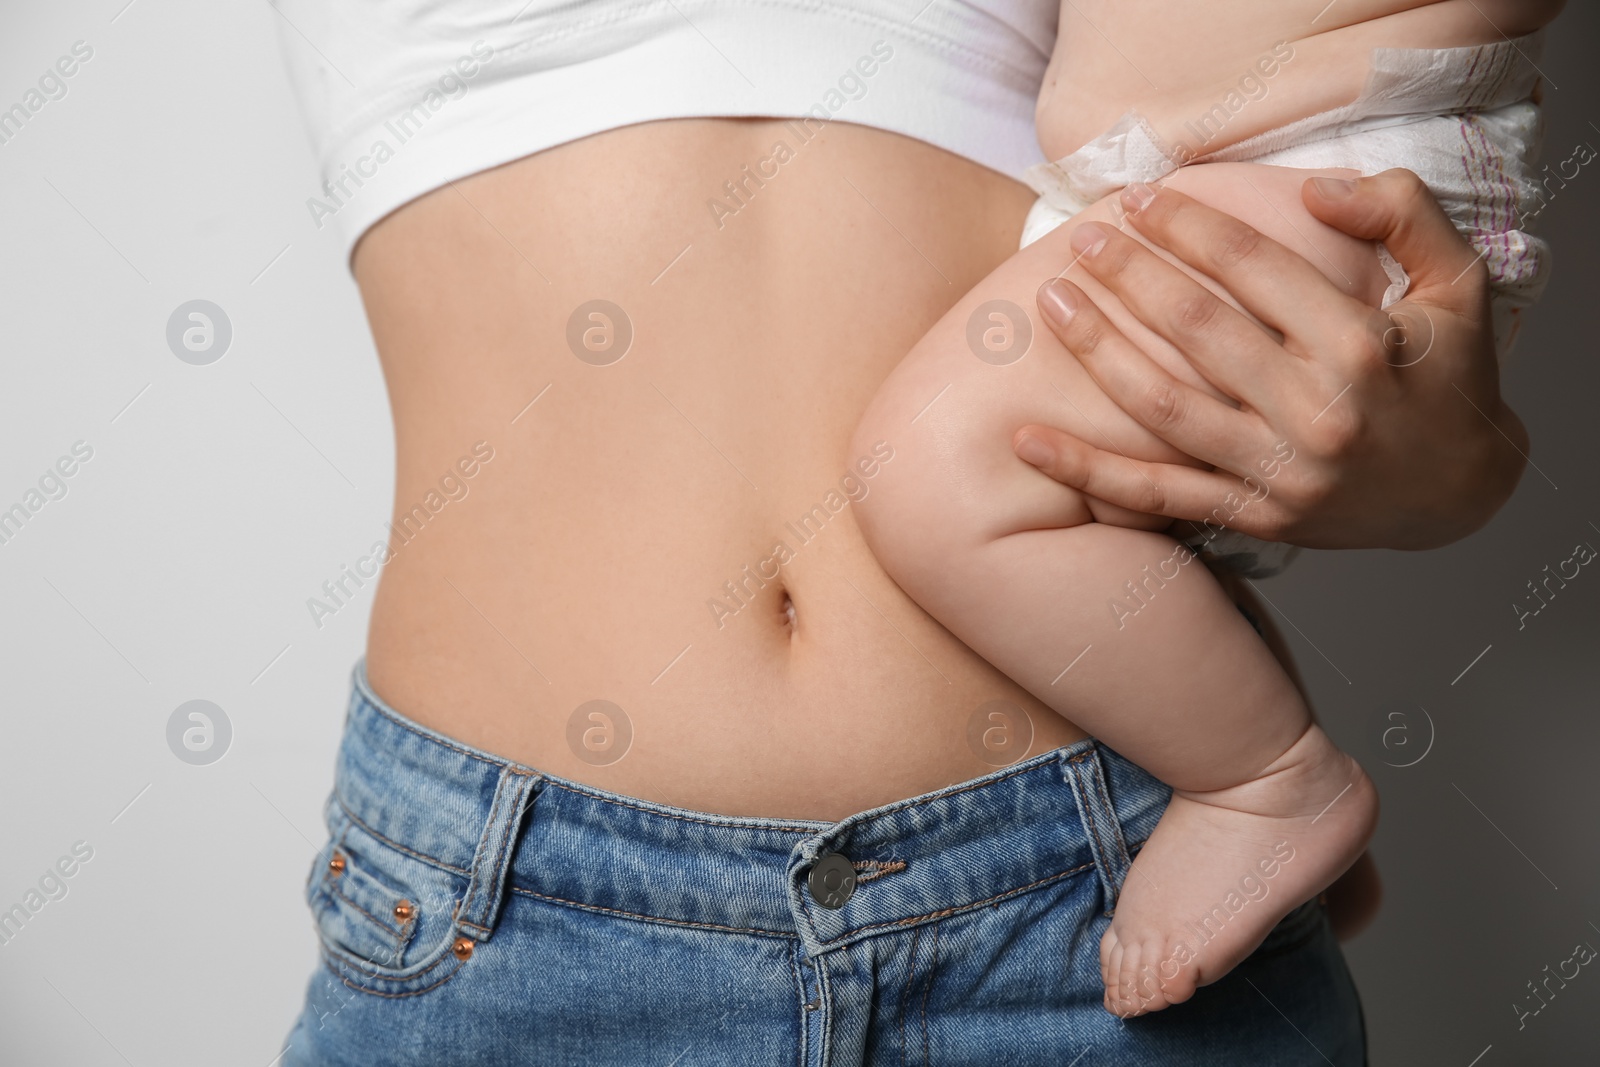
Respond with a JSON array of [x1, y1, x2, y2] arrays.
[[306, 801, 472, 999]]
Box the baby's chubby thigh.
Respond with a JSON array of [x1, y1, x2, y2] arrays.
[[849, 191, 1191, 589], [850, 163, 1390, 587], [1007, 165, 1393, 426], [1137, 162, 1397, 329]]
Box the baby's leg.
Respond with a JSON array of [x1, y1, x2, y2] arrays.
[[850, 162, 1382, 1015]]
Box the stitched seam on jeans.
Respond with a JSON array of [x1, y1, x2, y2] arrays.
[[321, 933, 443, 977], [320, 945, 463, 1000], [818, 950, 834, 1066], [358, 700, 1080, 836], [1065, 763, 1113, 900], [817, 860, 1097, 945], [1085, 753, 1132, 883], [899, 923, 922, 1067], [329, 880, 406, 952], [358, 695, 531, 769], [1102, 772, 1133, 874], [460, 769, 509, 925], [319, 935, 455, 985], [541, 779, 823, 833], [846, 759, 1050, 833], [480, 775, 530, 928], [1081, 771, 1113, 873], [789, 944, 807, 1067], [921, 920, 942, 1066], [336, 796, 473, 876], [853, 859, 908, 884], [506, 884, 796, 937]]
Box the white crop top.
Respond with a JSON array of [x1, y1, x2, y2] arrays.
[[274, 0, 1057, 259]]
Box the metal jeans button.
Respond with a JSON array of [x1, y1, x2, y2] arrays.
[[807, 853, 857, 909]]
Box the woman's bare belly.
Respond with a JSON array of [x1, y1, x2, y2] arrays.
[[356, 118, 1087, 821]]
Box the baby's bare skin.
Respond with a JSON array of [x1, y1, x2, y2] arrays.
[[850, 162, 1384, 1016], [850, 0, 1565, 1012], [1025, 0, 1560, 1014], [1038, 0, 1562, 164], [1022, 4, 1562, 1004]]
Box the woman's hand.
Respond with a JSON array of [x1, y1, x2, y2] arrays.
[[1012, 170, 1529, 551]]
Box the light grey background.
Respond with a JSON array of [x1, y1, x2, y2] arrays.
[[0, 2, 1595, 1064]]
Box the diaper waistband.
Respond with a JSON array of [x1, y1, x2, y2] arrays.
[[1025, 30, 1547, 212]]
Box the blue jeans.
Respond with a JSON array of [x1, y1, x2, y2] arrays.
[[284, 664, 1366, 1065]]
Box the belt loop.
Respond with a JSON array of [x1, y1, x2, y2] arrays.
[[455, 765, 538, 942], [1061, 743, 1132, 915]]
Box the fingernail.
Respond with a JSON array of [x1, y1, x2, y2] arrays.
[[1121, 182, 1156, 213], [1014, 433, 1053, 468], [1070, 222, 1110, 258], [1311, 176, 1356, 200], [1037, 279, 1078, 327]]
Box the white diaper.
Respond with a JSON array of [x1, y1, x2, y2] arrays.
[[1022, 32, 1550, 361], [1019, 33, 1551, 578]]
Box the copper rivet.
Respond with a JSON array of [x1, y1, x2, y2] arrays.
[[452, 937, 474, 962], [393, 900, 415, 923], [328, 853, 346, 876]]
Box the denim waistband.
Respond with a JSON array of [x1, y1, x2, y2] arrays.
[[335, 662, 1172, 958]]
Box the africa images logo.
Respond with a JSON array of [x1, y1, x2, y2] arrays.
[[305, 42, 495, 230]]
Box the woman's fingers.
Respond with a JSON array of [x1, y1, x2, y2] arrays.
[[1302, 168, 1488, 316], [1113, 183, 1367, 334], [1037, 278, 1275, 472], [1061, 219, 1300, 410], [1012, 424, 1278, 528]]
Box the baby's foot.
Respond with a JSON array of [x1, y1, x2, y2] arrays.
[[1324, 849, 1383, 941], [1099, 724, 1378, 1017]]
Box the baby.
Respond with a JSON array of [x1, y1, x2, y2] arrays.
[[851, 0, 1557, 1017]]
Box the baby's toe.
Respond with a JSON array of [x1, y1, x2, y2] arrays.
[[1099, 926, 1121, 989], [1116, 940, 1149, 1017]]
